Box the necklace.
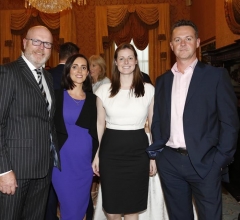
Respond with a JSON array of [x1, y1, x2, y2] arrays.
[[67, 90, 85, 105], [71, 97, 82, 105]]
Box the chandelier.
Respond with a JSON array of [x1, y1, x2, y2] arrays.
[[25, 0, 87, 13]]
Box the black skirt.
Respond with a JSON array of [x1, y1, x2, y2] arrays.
[[99, 128, 149, 214]]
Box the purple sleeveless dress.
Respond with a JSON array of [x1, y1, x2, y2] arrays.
[[52, 91, 93, 220]]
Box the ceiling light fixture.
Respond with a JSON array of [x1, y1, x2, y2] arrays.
[[25, 0, 86, 13]]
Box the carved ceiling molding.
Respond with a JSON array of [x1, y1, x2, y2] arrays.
[[224, 0, 240, 34]]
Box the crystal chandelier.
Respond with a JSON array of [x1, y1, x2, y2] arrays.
[[25, 0, 86, 13]]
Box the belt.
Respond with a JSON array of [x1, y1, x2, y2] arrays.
[[168, 147, 188, 156]]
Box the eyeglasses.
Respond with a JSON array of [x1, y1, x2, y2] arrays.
[[25, 38, 53, 49]]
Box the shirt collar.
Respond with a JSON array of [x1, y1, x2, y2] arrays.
[[21, 54, 43, 72], [171, 58, 198, 75]]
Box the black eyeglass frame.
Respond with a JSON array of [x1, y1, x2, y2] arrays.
[[25, 38, 53, 49]]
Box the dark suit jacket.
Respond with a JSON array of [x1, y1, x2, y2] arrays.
[[48, 64, 65, 90], [147, 61, 239, 178], [54, 90, 98, 161], [141, 72, 152, 84], [0, 57, 59, 179]]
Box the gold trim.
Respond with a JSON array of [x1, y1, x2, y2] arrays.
[[224, 0, 240, 34]]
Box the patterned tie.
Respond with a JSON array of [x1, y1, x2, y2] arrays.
[[35, 69, 60, 169], [35, 69, 50, 112]]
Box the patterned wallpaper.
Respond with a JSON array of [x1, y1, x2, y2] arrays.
[[0, 0, 190, 57]]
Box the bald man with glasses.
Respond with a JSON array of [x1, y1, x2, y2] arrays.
[[0, 25, 60, 220]]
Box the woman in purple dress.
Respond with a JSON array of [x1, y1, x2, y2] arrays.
[[52, 54, 98, 220]]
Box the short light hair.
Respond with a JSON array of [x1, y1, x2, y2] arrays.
[[89, 55, 106, 81]]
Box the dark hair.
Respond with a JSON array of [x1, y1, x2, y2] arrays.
[[59, 42, 80, 60], [110, 43, 144, 98], [171, 20, 199, 38], [61, 54, 92, 92]]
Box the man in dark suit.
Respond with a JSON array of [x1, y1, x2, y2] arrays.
[[49, 42, 79, 90], [0, 26, 60, 220], [147, 20, 239, 220]]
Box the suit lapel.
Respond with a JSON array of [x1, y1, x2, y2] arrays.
[[18, 57, 55, 117], [17, 57, 44, 100], [165, 71, 174, 118], [185, 61, 205, 106]]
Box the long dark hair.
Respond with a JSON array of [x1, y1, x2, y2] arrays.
[[61, 53, 92, 92], [110, 43, 144, 98]]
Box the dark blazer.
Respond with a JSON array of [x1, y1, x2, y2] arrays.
[[0, 57, 59, 178], [147, 61, 239, 178], [48, 64, 65, 90], [141, 71, 152, 84], [54, 89, 98, 161]]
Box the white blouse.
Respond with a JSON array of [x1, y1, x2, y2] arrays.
[[95, 83, 154, 130]]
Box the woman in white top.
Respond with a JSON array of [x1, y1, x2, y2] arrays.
[[89, 55, 110, 93], [92, 43, 156, 220]]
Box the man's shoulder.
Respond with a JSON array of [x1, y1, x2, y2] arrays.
[[141, 72, 152, 84], [48, 64, 64, 74], [195, 61, 227, 76], [156, 69, 172, 80], [1, 57, 26, 75], [3, 57, 22, 68]]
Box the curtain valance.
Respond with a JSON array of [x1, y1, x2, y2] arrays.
[[96, 3, 171, 83], [11, 9, 60, 32], [96, 4, 168, 54], [1, 8, 76, 68], [107, 5, 159, 28]]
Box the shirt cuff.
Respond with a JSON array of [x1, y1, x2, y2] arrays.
[[0, 170, 12, 176]]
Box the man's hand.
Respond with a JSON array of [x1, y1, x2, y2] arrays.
[[149, 159, 157, 176], [0, 171, 18, 195]]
